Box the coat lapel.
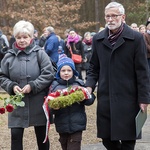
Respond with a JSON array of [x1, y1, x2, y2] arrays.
[[96, 28, 112, 49], [112, 37, 125, 51]]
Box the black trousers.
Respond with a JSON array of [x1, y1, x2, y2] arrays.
[[102, 138, 136, 150], [59, 131, 82, 150], [11, 126, 49, 150]]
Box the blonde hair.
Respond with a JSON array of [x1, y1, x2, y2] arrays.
[[139, 24, 146, 30], [13, 20, 34, 38]]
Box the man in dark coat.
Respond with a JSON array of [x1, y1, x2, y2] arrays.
[[85, 2, 150, 150]]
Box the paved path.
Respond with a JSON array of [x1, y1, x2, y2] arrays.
[[1, 88, 149, 150], [82, 114, 150, 150]]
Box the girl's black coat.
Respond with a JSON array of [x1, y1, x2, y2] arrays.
[[49, 78, 95, 134]]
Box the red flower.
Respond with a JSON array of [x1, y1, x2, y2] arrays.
[[0, 107, 5, 114], [63, 91, 68, 96], [6, 104, 14, 112], [55, 91, 61, 97], [69, 89, 75, 94], [75, 87, 79, 91]]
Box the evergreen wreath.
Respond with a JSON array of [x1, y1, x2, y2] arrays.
[[47, 86, 91, 109]]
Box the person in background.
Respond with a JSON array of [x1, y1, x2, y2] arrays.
[[85, 2, 150, 150], [64, 28, 70, 42], [34, 30, 40, 45], [139, 24, 146, 34], [44, 26, 59, 63], [0, 30, 9, 48], [90, 32, 96, 38], [9, 35, 16, 49], [57, 35, 65, 52], [48, 54, 95, 150], [0, 20, 55, 150], [82, 32, 92, 75], [130, 23, 139, 32], [145, 17, 150, 27], [65, 28, 85, 79], [0, 30, 9, 64], [143, 22, 150, 68], [39, 27, 48, 48]]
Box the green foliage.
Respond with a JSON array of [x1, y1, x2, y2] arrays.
[[0, 93, 25, 109], [48, 90, 85, 109], [126, 2, 147, 25]]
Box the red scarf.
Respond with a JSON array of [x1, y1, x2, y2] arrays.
[[108, 23, 124, 46], [14, 39, 33, 50], [82, 38, 92, 46]]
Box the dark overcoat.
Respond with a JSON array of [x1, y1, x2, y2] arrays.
[[85, 24, 150, 140], [0, 41, 55, 128]]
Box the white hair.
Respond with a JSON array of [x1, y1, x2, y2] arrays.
[[84, 32, 91, 38], [47, 26, 55, 33], [105, 2, 125, 14], [13, 20, 34, 38]]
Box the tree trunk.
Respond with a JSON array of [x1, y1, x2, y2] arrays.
[[95, 0, 100, 32]]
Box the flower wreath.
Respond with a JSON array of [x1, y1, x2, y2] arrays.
[[0, 93, 25, 114], [42, 86, 91, 143]]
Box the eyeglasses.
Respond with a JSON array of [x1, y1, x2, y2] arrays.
[[105, 14, 122, 20]]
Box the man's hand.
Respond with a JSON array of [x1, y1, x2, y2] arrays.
[[139, 103, 149, 112], [86, 87, 92, 94]]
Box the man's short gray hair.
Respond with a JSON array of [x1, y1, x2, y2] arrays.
[[47, 26, 55, 33], [105, 2, 125, 15]]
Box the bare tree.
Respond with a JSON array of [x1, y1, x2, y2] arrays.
[[146, 0, 150, 18], [95, 0, 100, 32]]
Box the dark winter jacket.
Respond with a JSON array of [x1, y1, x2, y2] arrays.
[[82, 42, 92, 70], [49, 77, 95, 134], [39, 36, 47, 48], [0, 41, 55, 128], [85, 23, 150, 140]]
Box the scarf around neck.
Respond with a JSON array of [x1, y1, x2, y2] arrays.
[[82, 38, 92, 46], [67, 34, 80, 47], [108, 23, 124, 46], [14, 39, 34, 51]]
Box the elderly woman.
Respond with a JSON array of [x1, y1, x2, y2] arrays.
[[0, 20, 55, 150], [82, 32, 92, 73]]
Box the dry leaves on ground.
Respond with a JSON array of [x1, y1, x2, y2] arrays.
[[0, 93, 150, 150]]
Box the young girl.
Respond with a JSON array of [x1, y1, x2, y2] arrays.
[[49, 55, 95, 150]]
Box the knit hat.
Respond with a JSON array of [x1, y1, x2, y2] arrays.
[[56, 54, 79, 79]]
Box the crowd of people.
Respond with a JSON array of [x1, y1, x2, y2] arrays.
[[0, 1, 150, 150]]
